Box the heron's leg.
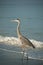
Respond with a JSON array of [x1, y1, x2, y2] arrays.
[[22, 49, 28, 60], [26, 52, 28, 60], [22, 49, 25, 60], [25, 49, 28, 60]]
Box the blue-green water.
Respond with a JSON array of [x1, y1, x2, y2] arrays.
[[0, 18, 43, 41], [0, 0, 43, 65]]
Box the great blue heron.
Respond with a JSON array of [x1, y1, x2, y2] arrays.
[[11, 18, 35, 59]]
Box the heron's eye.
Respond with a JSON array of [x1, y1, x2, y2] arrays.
[[17, 18, 19, 20]]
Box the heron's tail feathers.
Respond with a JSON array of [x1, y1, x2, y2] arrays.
[[32, 44, 35, 48], [28, 40, 35, 48]]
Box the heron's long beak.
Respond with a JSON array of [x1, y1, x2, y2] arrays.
[[11, 19, 19, 23], [11, 20, 16, 22]]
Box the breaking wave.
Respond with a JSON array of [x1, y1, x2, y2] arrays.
[[0, 35, 43, 48]]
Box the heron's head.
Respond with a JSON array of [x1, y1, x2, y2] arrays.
[[11, 18, 20, 23]]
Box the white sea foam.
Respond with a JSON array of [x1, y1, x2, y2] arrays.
[[0, 35, 22, 46], [0, 35, 43, 48]]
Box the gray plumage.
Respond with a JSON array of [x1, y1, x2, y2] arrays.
[[19, 35, 35, 48], [12, 18, 35, 59], [12, 18, 35, 48]]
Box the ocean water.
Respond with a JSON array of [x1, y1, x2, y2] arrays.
[[0, 17, 43, 41], [0, 0, 43, 65]]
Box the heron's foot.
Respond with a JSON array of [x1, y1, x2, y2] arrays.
[[24, 56, 28, 60], [24, 54, 28, 60], [27, 56, 28, 60]]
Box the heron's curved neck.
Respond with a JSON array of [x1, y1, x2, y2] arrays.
[[17, 22, 21, 38]]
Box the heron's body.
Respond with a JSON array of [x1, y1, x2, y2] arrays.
[[19, 35, 35, 48], [12, 18, 35, 59]]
